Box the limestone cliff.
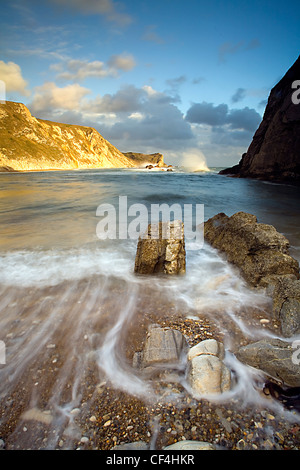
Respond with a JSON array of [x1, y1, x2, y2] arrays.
[[122, 152, 165, 167], [0, 101, 165, 171], [220, 55, 300, 183]]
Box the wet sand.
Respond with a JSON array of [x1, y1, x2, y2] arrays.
[[0, 278, 299, 450]]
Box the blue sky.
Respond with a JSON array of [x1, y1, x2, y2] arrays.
[[0, 0, 299, 167]]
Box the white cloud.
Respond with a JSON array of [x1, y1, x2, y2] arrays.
[[142, 85, 159, 97], [128, 112, 144, 121], [54, 54, 136, 82], [29, 82, 90, 115], [0, 61, 30, 96]]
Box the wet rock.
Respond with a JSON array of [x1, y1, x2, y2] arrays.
[[187, 339, 231, 396], [134, 221, 186, 275], [133, 325, 189, 371], [112, 441, 149, 450], [236, 338, 300, 387], [263, 380, 300, 412], [272, 277, 300, 337], [204, 211, 299, 288], [164, 440, 216, 450]]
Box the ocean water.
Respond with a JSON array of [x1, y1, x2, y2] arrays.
[[0, 168, 299, 448]]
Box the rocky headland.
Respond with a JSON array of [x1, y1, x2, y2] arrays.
[[0, 101, 167, 172], [220, 55, 300, 182]]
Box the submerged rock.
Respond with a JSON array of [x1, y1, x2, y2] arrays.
[[236, 338, 300, 387], [134, 220, 186, 275], [187, 339, 231, 396], [204, 211, 299, 288]]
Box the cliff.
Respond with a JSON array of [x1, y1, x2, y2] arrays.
[[220, 55, 300, 183], [122, 152, 165, 167], [0, 101, 165, 171]]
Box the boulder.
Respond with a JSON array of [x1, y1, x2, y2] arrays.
[[272, 277, 300, 337], [134, 220, 186, 275], [133, 325, 189, 371], [204, 211, 299, 288], [236, 338, 300, 387], [187, 339, 231, 396]]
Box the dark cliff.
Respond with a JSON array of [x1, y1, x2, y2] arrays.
[[220, 55, 300, 183]]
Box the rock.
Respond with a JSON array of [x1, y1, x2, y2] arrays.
[[272, 277, 300, 336], [164, 440, 216, 450], [236, 338, 300, 387], [187, 339, 231, 396], [134, 220, 186, 275], [220, 55, 300, 183], [112, 441, 149, 450], [204, 211, 299, 288], [123, 152, 166, 168], [134, 325, 189, 370], [187, 338, 224, 361]]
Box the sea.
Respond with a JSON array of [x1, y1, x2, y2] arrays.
[[0, 167, 299, 448]]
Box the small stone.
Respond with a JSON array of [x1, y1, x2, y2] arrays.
[[103, 420, 112, 427], [236, 439, 247, 450], [89, 416, 97, 422], [80, 437, 89, 444]]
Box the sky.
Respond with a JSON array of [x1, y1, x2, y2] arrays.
[[0, 0, 299, 168]]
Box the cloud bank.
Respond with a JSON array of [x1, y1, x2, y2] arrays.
[[0, 61, 30, 96]]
